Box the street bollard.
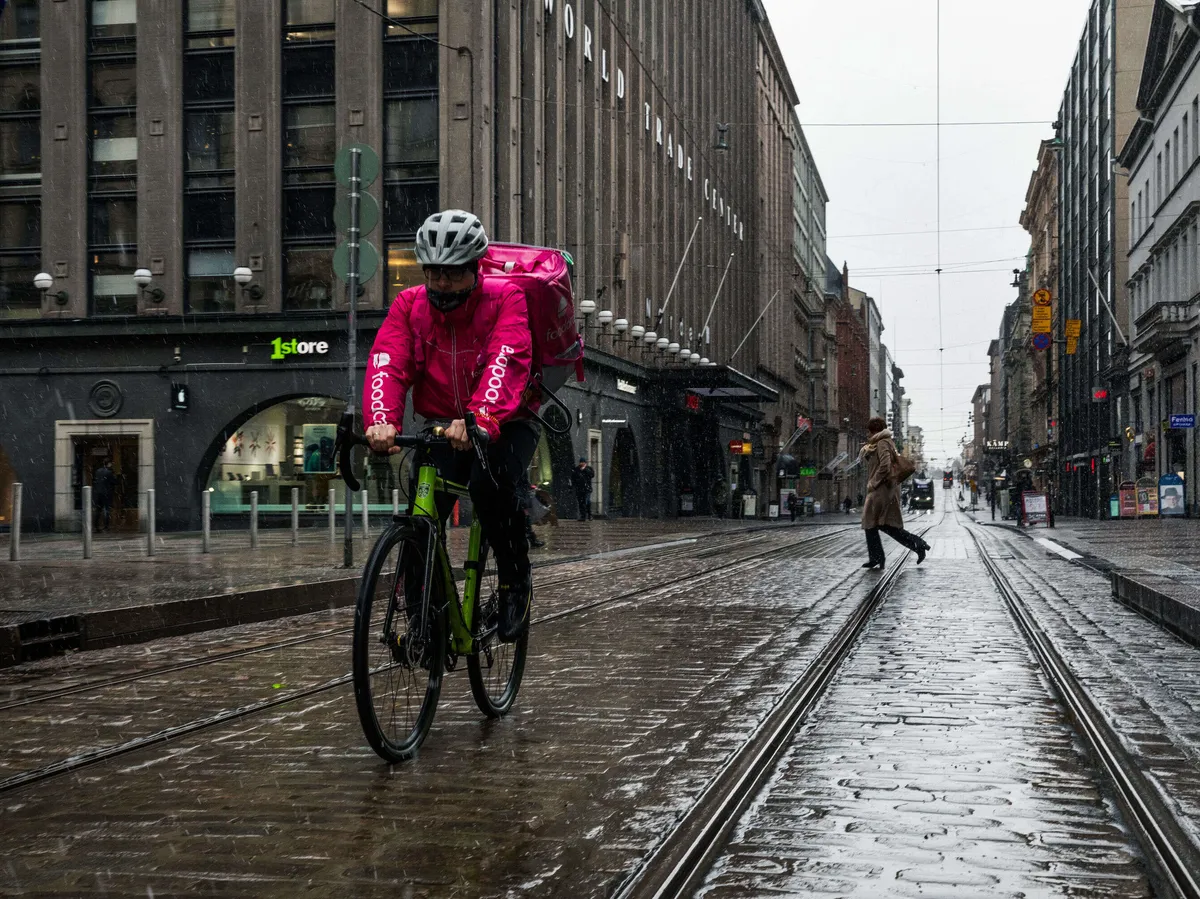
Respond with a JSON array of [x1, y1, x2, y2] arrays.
[[392, 488, 399, 517], [250, 490, 259, 549], [202, 489, 211, 553], [146, 488, 156, 557], [291, 488, 299, 546], [82, 485, 93, 559], [328, 487, 336, 546], [9, 483, 20, 561], [361, 490, 369, 540]]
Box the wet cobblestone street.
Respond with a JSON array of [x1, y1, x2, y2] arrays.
[[1, 509, 1199, 896], [698, 515, 1153, 897]]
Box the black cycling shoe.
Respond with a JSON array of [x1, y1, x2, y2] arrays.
[[527, 534, 545, 548], [915, 540, 930, 565], [497, 581, 530, 643]]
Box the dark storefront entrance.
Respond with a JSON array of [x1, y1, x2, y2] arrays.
[[74, 435, 139, 532]]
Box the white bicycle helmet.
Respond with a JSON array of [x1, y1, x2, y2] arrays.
[[415, 209, 489, 267]]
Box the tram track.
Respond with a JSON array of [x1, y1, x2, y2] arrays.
[[0, 522, 863, 797], [612, 513, 941, 899], [969, 524, 1200, 899], [0, 526, 791, 714]]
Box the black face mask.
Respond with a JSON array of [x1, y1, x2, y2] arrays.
[[426, 277, 477, 313]]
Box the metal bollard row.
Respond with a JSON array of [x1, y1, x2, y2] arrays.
[[250, 490, 259, 549], [9, 482, 21, 562], [82, 485, 93, 559]]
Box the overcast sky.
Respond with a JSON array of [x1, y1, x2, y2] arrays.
[[761, 0, 1094, 465]]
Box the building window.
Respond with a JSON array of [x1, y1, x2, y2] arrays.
[[285, 0, 335, 42], [88, 7, 136, 315], [383, 23, 438, 303], [0, 0, 39, 44], [0, 62, 40, 185], [385, 0, 438, 35], [90, 0, 137, 45], [187, 0, 236, 48], [282, 9, 335, 312], [184, 4, 235, 313], [283, 246, 335, 311], [0, 199, 40, 319]]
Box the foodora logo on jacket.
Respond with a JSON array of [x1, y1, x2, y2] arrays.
[[483, 345, 516, 405], [370, 371, 389, 424]]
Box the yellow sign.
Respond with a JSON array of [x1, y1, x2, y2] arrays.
[[1033, 288, 1052, 306], [741, 442, 752, 455], [1066, 337, 1078, 355], [1032, 307, 1052, 333], [1065, 319, 1081, 338]]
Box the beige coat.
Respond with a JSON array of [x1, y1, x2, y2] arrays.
[[860, 429, 904, 530]]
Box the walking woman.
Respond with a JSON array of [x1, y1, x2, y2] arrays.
[[861, 416, 930, 568]]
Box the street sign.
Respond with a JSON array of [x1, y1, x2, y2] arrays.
[[1066, 337, 1078, 355], [1033, 288, 1051, 306], [1169, 413, 1196, 429], [729, 440, 744, 454], [1032, 332, 1051, 350], [1092, 387, 1109, 401], [333, 238, 379, 284], [796, 415, 811, 433], [334, 190, 380, 233], [1031, 306, 1052, 333], [334, 143, 380, 187], [1065, 319, 1081, 337]]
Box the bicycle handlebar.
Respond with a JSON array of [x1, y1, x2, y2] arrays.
[[336, 411, 490, 493]]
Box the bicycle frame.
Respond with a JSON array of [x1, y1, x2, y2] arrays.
[[406, 459, 484, 657]]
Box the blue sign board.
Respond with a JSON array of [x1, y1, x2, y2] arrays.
[[1169, 414, 1196, 429], [1159, 473, 1186, 517]]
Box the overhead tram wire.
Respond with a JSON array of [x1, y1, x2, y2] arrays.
[[936, 0, 946, 449]]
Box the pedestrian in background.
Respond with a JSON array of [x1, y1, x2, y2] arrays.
[[92, 458, 116, 532], [571, 456, 595, 520], [860, 416, 929, 569], [787, 493, 798, 522]]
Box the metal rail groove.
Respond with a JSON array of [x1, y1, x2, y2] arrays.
[[0, 525, 861, 796], [970, 528, 1200, 899], [613, 519, 937, 899], [0, 527, 810, 713]]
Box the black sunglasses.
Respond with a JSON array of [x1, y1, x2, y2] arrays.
[[423, 264, 472, 280]]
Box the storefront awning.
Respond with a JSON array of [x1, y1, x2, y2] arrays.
[[654, 364, 779, 403]]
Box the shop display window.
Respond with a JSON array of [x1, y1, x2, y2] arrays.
[[203, 396, 410, 514]]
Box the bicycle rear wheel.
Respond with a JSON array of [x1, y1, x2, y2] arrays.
[[352, 523, 447, 762], [467, 540, 528, 717]]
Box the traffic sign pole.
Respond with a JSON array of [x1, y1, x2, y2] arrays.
[[343, 147, 361, 569]]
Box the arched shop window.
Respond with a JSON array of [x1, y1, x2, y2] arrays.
[[203, 396, 408, 514]]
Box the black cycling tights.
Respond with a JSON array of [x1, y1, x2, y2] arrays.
[[427, 420, 541, 585]]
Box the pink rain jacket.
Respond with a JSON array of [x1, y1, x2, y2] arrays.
[[363, 277, 534, 441]]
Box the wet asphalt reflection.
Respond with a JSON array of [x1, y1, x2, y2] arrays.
[[0, 526, 869, 895], [696, 514, 1152, 898]]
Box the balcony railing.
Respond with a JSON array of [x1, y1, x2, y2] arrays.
[[1133, 301, 1196, 358]]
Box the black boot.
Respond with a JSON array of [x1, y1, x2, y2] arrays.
[[497, 575, 531, 642]]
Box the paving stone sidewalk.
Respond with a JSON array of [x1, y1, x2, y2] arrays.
[[966, 510, 1200, 646]]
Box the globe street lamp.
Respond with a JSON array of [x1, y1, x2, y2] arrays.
[[33, 271, 68, 305], [233, 266, 264, 301], [133, 268, 165, 303]]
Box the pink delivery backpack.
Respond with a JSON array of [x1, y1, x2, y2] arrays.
[[480, 243, 585, 432]]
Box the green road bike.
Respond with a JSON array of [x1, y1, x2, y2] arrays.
[[338, 416, 528, 763]]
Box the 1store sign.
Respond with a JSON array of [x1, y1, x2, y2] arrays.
[[271, 337, 329, 360]]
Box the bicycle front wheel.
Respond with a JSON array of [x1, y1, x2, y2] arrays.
[[467, 540, 528, 718], [352, 523, 447, 762]]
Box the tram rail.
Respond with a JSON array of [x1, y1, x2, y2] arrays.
[[969, 525, 1200, 899], [0, 522, 866, 797]]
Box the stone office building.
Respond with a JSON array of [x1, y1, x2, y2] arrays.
[[0, 0, 815, 532]]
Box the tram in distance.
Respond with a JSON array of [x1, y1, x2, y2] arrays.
[[910, 477, 936, 510], [943, 470, 954, 489]]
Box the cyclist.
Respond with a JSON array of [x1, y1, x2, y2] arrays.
[[363, 209, 540, 642]]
